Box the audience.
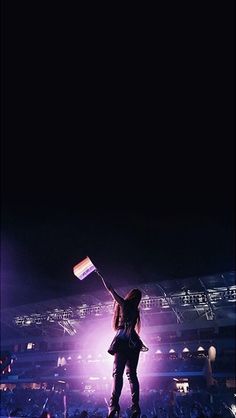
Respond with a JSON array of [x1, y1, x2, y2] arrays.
[[0, 384, 235, 417]]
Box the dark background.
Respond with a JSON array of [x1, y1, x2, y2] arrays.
[[1, 1, 235, 308]]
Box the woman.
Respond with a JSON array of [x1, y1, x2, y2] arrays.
[[100, 275, 148, 418]]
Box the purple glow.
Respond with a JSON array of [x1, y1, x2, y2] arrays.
[[71, 316, 153, 391]]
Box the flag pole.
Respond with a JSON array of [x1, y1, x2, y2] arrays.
[[95, 270, 104, 280]]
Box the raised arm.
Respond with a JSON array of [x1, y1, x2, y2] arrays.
[[99, 275, 124, 306]]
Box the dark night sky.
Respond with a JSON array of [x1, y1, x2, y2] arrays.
[[1, 1, 235, 308]]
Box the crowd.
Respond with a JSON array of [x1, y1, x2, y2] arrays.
[[0, 385, 235, 418]]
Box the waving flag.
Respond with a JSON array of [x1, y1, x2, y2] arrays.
[[73, 256, 96, 280]]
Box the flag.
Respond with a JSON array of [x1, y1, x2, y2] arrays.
[[73, 256, 96, 280]]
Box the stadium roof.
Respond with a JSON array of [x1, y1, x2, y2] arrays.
[[1, 271, 235, 339]]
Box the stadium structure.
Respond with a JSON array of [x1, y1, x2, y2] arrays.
[[0, 271, 235, 416]]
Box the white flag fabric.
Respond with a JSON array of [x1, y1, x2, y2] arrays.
[[73, 256, 96, 280]]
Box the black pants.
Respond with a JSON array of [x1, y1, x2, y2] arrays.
[[110, 348, 140, 407]]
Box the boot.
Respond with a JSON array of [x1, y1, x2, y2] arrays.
[[130, 404, 141, 418], [127, 369, 140, 418], [107, 396, 120, 418], [108, 404, 120, 418]]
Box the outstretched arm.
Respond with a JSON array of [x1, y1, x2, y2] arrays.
[[99, 275, 124, 306]]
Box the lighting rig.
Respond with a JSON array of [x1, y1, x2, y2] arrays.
[[11, 285, 236, 333]]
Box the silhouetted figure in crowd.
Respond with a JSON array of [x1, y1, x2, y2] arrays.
[[79, 410, 88, 418]]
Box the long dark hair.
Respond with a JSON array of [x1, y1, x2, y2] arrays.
[[112, 288, 142, 333]]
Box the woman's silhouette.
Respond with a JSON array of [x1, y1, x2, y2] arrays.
[[100, 275, 148, 418]]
